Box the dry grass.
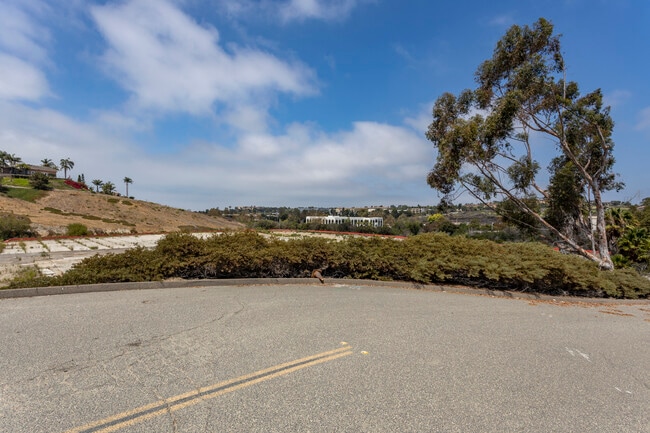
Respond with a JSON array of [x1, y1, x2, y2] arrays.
[[0, 189, 242, 236]]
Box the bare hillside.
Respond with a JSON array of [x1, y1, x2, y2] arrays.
[[0, 189, 242, 236]]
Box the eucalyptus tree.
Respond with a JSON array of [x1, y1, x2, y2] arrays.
[[123, 176, 133, 197], [59, 158, 74, 179], [425, 18, 621, 269]]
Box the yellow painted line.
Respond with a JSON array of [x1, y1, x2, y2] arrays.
[[63, 345, 353, 433]]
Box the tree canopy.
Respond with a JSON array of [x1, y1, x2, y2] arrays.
[[426, 18, 622, 269]]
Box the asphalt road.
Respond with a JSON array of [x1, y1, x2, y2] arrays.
[[1, 283, 648, 432]]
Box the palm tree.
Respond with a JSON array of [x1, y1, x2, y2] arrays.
[[617, 227, 650, 263], [41, 158, 57, 169], [123, 177, 133, 197], [101, 181, 116, 195], [606, 208, 637, 253], [91, 179, 103, 193], [59, 158, 74, 179], [6, 153, 22, 177], [0, 151, 9, 170]]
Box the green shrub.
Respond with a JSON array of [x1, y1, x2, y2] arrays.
[[7, 231, 650, 298], [29, 173, 51, 190], [67, 223, 89, 236], [10, 265, 45, 287], [0, 213, 33, 240]]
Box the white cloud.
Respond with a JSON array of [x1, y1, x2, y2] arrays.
[[403, 102, 434, 133], [604, 90, 632, 108], [217, 0, 369, 23], [91, 0, 317, 116], [0, 0, 51, 63], [278, 0, 361, 22], [488, 14, 515, 27], [0, 99, 433, 209], [0, 0, 52, 102], [636, 107, 650, 132], [0, 54, 50, 101]]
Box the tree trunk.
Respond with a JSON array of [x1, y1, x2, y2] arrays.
[[591, 184, 614, 270]]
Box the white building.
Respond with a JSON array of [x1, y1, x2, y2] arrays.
[[305, 216, 383, 228]]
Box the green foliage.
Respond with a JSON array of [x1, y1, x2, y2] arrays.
[[29, 172, 51, 190], [616, 228, 650, 264], [10, 266, 44, 287], [102, 182, 116, 195], [67, 223, 89, 236], [545, 158, 587, 237], [8, 231, 649, 299], [0, 213, 33, 240], [2, 177, 30, 187], [425, 18, 620, 268], [3, 186, 47, 202], [496, 197, 541, 238], [44, 207, 63, 214]]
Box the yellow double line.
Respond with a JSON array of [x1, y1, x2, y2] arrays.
[[63, 344, 353, 433]]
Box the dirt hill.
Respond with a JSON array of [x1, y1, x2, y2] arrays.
[[0, 189, 242, 236]]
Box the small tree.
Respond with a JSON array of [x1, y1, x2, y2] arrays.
[[29, 172, 51, 190], [425, 18, 621, 269]]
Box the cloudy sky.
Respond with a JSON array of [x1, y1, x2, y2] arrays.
[[1, 0, 648, 210]]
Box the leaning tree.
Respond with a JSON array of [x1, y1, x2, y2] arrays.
[[426, 18, 622, 269]]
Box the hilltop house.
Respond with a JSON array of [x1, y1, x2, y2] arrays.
[[0, 164, 58, 178]]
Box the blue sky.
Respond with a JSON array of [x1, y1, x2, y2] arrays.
[[0, 0, 648, 210]]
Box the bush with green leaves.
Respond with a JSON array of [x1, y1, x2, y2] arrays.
[[0, 213, 33, 240], [29, 172, 51, 190], [7, 231, 650, 298], [66, 223, 89, 236]]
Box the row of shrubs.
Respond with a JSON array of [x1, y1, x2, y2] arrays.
[[8, 231, 650, 298]]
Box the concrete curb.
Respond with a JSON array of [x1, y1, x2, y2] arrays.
[[1, 278, 648, 304]]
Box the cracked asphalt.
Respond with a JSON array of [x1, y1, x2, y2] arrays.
[[1, 283, 649, 432]]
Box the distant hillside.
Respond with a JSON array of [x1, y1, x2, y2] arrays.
[[0, 189, 242, 236]]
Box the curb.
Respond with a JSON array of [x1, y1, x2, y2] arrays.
[[1, 278, 648, 304]]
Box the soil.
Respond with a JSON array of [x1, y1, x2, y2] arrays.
[[0, 189, 242, 236]]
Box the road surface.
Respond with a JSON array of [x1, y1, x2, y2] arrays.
[[0, 283, 648, 432]]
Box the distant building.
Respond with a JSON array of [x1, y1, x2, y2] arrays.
[[0, 164, 57, 178], [305, 216, 383, 227]]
